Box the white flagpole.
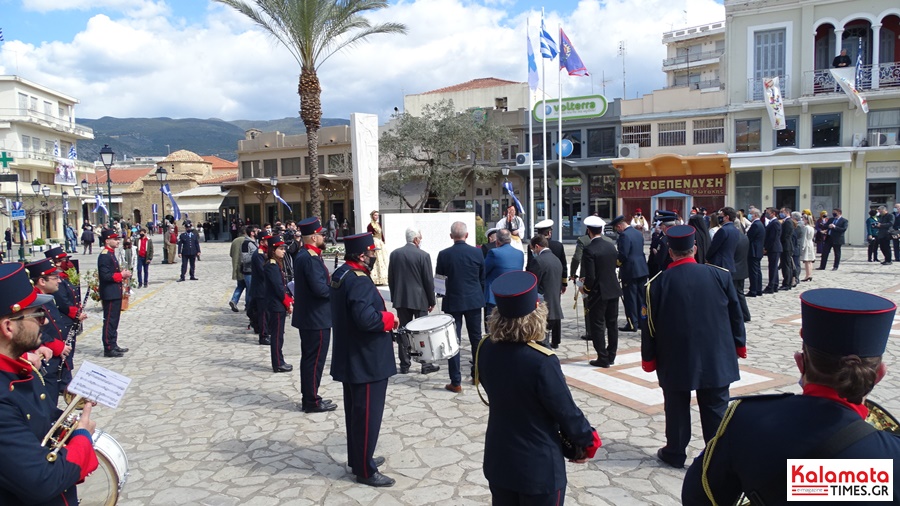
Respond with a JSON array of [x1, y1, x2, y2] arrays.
[[527, 20, 535, 234], [541, 9, 548, 221], [557, 24, 563, 240]]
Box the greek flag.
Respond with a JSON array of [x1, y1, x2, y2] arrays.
[[53, 141, 60, 157], [68, 144, 77, 160], [540, 17, 557, 60], [92, 193, 109, 216], [272, 188, 293, 213], [152, 203, 159, 226], [160, 183, 181, 221], [527, 32, 539, 91], [0, 28, 4, 42], [502, 181, 524, 215], [855, 38, 864, 89]]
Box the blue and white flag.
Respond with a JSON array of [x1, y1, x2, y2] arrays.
[[92, 193, 109, 216], [272, 188, 293, 213], [152, 203, 159, 225], [19, 224, 26, 244], [63, 199, 69, 212], [53, 141, 60, 157], [540, 17, 557, 60], [68, 144, 77, 160], [0, 28, 4, 42], [527, 32, 539, 91], [160, 183, 181, 221], [502, 181, 524, 215]]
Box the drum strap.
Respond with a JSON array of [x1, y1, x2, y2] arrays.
[[474, 336, 489, 407]]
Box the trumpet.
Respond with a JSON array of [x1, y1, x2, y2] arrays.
[[41, 393, 85, 462]]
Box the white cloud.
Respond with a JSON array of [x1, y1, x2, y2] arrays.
[[22, 0, 152, 13], [0, 0, 725, 122]]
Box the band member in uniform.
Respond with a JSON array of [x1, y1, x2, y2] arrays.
[[264, 236, 293, 373], [610, 215, 648, 333], [98, 229, 131, 357], [292, 218, 336, 412], [478, 270, 601, 505], [0, 262, 99, 505], [579, 216, 622, 367], [330, 233, 397, 487], [652, 211, 678, 272], [250, 235, 270, 345], [683, 288, 900, 504], [641, 225, 745, 469], [44, 247, 86, 391], [24, 259, 69, 406]]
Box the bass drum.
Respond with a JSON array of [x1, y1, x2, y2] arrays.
[[79, 430, 128, 506]]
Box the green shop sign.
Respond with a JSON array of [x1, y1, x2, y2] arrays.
[[532, 95, 608, 122]]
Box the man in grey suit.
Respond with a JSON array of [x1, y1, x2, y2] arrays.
[[388, 228, 439, 375]]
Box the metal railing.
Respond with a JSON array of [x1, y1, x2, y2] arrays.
[[802, 62, 900, 96], [665, 79, 722, 91], [0, 108, 94, 138], [0, 149, 95, 170], [746, 75, 791, 101], [662, 49, 725, 67]]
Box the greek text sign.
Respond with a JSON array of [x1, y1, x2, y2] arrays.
[[866, 162, 900, 180], [618, 176, 726, 197]]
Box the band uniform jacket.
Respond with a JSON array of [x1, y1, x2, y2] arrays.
[[387, 243, 435, 312], [780, 218, 795, 254], [478, 339, 595, 495], [746, 220, 765, 259], [97, 248, 123, 300], [655, 234, 674, 272], [581, 237, 622, 302], [484, 244, 524, 306], [177, 230, 201, 256], [763, 218, 783, 254], [707, 221, 739, 274], [249, 249, 267, 301], [263, 260, 291, 314], [292, 246, 331, 330], [0, 356, 98, 505], [824, 215, 848, 245], [526, 239, 567, 290], [682, 392, 900, 505], [329, 263, 397, 384], [641, 259, 745, 391], [53, 278, 80, 333], [528, 249, 563, 320], [733, 233, 750, 282], [616, 226, 648, 281], [435, 240, 485, 313]]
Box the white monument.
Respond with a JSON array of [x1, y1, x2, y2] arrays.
[[350, 113, 380, 235]]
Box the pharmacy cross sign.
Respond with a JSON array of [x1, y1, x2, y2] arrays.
[[0, 151, 13, 169]]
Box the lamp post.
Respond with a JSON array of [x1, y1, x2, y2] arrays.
[[99, 144, 114, 227], [156, 166, 168, 263], [270, 175, 278, 223]]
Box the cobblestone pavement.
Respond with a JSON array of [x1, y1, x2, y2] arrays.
[[65, 238, 899, 505]]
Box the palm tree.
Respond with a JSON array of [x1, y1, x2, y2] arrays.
[[215, 0, 406, 219]]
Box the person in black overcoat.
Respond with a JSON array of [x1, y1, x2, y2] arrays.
[[683, 288, 900, 504], [653, 212, 678, 272], [706, 207, 739, 274], [818, 208, 848, 270], [250, 236, 269, 345], [745, 209, 765, 296], [579, 216, 622, 367], [779, 208, 796, 289], [330, 233, 398, 488], [762, 207, 782, 293], [641, 225, 745, 469], [263, 236, 293, 373], [687, 214, 709, 264], [526, 219, 568, 293], [527, 235, 563, 348], [477, 270, 601, 505], [611, 215, 648, 333], [732, 230, 751, 323], [97, 229, 131, 357], [876, 205, 894, 265], [44, 247, 85, 391]]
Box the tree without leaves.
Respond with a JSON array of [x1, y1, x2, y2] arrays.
[[380, 100, 512, 212], [214, 0, 406, 219]]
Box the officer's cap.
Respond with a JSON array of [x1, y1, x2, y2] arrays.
[[25, 258, 59, 280], [99, 229, 119, 242], [44, 246, 70, 260], [267, 235, 285, 249], [0, 263, 53, 318], [534, 219, 554, 231], [344, 233, 376, 255], [655, 210, 677, 225], [485, 228, 499, 238], [609, 215, 626, 227], [492, 271, 539, 319], [665, 225, 695, 250], [298, 217, 322, 236], [258, 234, 273, 249], [584, 216, 605, 229], [800, 289, 896, 358]]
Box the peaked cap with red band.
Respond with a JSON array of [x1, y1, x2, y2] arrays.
[[344, 233, 376, 255], [25, 258, 59, 279], [298, 217, 323, 236], [800, 288, 896, 358], [492, 271, 539, 318], [0, 263, 54, 317], [44, 246, 69, 260]]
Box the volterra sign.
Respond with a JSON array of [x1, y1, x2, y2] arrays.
[[532, 95, 608, 122]]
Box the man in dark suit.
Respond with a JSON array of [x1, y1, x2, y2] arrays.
[[745, 209, 765, 297], [481, 228, 498, 258], [528, 235, 563, 348], [292, 218, 337, 413], [707, 207, 739, 274], [611, 215, 647, 333], [177, 220, 201, 281], [435, 222, 485, 393], [330, 233, 397, 488], [641, 225, 745, 469], [527, 219, 567, 294], [580, 216, 622, 367], [779, 208, 796, 289], [818, 208, 848, 270], [97, 229, 131, 357], [733, 230, 751, 322], [388, 228, 439, 375], [876, 205, 894, 265], [762, 208, 782, 294], [892, 203, 900, 262], [484, 229, 524, 319]]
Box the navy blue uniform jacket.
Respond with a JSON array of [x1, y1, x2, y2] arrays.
[[177, 230, 201, 255], [97, 247, 123, 300], [249, 250, 267, 301], [683, 391, 900, 505], [746, 219, 765, 259], [616, 226, 648, 280], [292, 246, 331, 330], [263, 259, 291, 314], [707, 222, 739, 273], [330, 263, 396, 384], [435, 241, 485, 313], [642, 259, 744, 391], [764, 219, 783, 254], [484, 244, 523, 305], [479, 339, 595, 495], [582, 237, 622, 301], [53, 279, 79, 334]]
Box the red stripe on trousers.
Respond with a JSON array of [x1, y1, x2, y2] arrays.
[[312, 330, 322, 398], [362, 383, 370, 478]]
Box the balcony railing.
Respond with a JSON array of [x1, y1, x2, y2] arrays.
[[802, 62, 900, 96], [665, 79, 723, 91], [0, 108, 94, 138], [746, 75, 791, 101], [662, 49, 725, 67], [0, 149, 95, 170]]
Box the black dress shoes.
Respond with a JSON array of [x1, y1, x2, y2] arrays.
[[346, 456, 385, 468], [356, 472, 395, 487], [421, 364, 440, 374], [177, 278, 185, 282], [190, 277, 199, 281], [274, 364, 293, 373], [103, 350, 124, 358], [815, 267, 826, 270], [303, 402, 337, 413], [580, 334, 591, 341], [656, 448, 685, 469], [114, 346, 129, 353], [259, 337, 271, 345], [618, 326, 636, 332], [398, 367, 410, 374], [589, 359, 610, 368]]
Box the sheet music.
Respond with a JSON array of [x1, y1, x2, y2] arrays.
[[67, 361, 132, 409], [434, 274, 447, 296]]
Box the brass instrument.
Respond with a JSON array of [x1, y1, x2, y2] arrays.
[[865, 398, 900, 433], [41, 394, 84, 462]]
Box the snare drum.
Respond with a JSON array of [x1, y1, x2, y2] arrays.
[[400, 314, 460, 363], [79, 430, 128, 506]]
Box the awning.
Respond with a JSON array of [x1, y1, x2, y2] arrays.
[[728, 148, 853, 169], [172, 186, 231, 214]]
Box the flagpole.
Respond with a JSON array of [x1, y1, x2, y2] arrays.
[[527, 19, 535, 235], [557, 23, 563, 241], [541, 9, 548, 221]]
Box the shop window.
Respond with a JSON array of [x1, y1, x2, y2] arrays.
[[811, 113, 841, 148], [734, 170, 762, 211], [623, 124, 651, 147], [282, 157, 302, 176], [658, 121, 686, 147], [693, 119, 724, 145], [559, 130, 582, 158], [587, 128, 616, 157], [735, 119, 761, 152], [812, 167, 841, 210], [775, 117, 798, 148]]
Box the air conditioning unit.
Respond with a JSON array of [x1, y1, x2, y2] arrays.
[[515, 152, 532, 166], [618, 143, 640, 159], [869, 132, 898, 147]]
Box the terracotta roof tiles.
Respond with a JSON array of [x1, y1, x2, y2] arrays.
[[420, 77, 523, 95]]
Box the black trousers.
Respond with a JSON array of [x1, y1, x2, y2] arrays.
[[879, 237, 892, 261], [869, 239, 881, 261], [267, 311, 286, 370], [546, 319, 561, 347], [733, 279, 750, 321], [780, 250, 795, 287], [819, 240, 842, 269], [660, 385, 730, 467], [299, 329, 331, 408], [101, 298, 122, 351], [893, 236, 900, 261], [490, 484, 565, 506], [747, 257, 762, 295], [621, 276, 646, 330], [587, 296, 618, 364], [396, 308, 426, 370], [180, 254, 197, 279], [43, 356, 62, 407], [256, 299, 268, 342], [343, 379, 387, 479], [764, 252, 780, 290]]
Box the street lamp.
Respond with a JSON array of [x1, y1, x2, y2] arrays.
[[61, 190, 69, 252], [99, 144, 114, 227], [270, 175, 278, 222], [501, 166, 510, 180], [31, 179, 40, 195], [155, 166, 168, 263]]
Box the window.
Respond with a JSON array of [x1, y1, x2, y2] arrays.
[[531, 133, 551, 160], [734, 171, 762, 211], [43, 101, 52, 117], [327, 154, 349, 173], [18, 93, 28, 111], [735, 119, 761, 152], [241, 160, 259, 179], [282, 157, 302, 176], [21, 135, 30, 152], [31, 137, 41, 152], [658, 121, 686, 147], [693, 119, 725, 144], [45, 140, 55, 155], [867, 109, 900, 143], [587, 128, 616, 157], [775, 117, 798, 147], [58, 106, 66, 121], [263, 159, 278, 177], [812, 167, 841, 209], [753, 28, 786, 100], [623, 124, 651, 147], [304, 155, 325, 173], [811, 113, 841, 148], [29, 97, 37, 112], [500, 142, 519, 160], [561, 130, 582, 158]]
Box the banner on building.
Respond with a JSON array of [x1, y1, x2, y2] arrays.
[[830, 67, 868, 114], [618, 175, 726, 198], [763, 77, 786, 131]]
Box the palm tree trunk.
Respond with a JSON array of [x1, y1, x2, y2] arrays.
[[299, 67, 322, 219]]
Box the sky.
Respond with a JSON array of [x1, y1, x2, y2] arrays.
[[0, 0, 726, 123]]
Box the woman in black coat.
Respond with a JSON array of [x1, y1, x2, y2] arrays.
[[689, 214, 710, 264], [263, 236, 293, 373]]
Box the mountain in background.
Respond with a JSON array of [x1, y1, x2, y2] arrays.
[[77, 116, 350, 162]]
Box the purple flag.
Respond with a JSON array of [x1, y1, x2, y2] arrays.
[[559, 28, 589, 77]]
